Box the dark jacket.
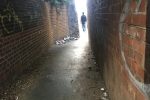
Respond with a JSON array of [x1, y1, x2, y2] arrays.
[[81, 15, 87, 24]]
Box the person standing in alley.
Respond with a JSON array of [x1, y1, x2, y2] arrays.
[[81, 12, 87, 31]]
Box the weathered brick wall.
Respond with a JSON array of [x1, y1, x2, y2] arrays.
[[68, 0, 79, 38], [51, 6, 69, 42], [57, 6, 69, 39], [0, 0, 69, 94], [87, 0, 149, 100]]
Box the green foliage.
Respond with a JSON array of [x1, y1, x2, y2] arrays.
[[42, 0, 69, 14]]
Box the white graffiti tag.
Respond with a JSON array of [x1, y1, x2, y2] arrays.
[[119, 0, 150, 98]]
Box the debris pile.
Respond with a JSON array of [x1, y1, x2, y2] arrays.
[[88, 51, 109, 100], [100, 87, 109, 100], [56, 36, 78, 45]]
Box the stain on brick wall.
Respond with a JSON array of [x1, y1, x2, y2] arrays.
[[87, 0, 149, 99], [0, 0, 69, 94]]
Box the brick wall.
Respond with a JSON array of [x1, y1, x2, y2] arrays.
[[87, 0, 149, 99], [51, 6, 70, 42], [0, 0, 69, 94], [68, 0, 79, 38]]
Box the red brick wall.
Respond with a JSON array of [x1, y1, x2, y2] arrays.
[[87, 0, 149, 99], [51, 6, 69, 42], [0, 0, 69, 94]]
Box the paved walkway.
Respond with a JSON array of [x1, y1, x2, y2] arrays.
[[1, 32, 109, 100]]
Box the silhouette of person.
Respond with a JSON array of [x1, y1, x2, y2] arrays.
[[81, 12, 87, 31]]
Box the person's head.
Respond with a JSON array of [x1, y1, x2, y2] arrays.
[[82, 12, 84, 15]]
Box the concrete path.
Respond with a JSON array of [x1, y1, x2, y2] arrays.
[[1, 32, 109, 100]]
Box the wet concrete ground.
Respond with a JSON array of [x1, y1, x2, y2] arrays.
[[1, 32, 109, 100]]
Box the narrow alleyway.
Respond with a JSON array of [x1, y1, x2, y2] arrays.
[[1, 32, 109, 100], [0, 0, 149, 99]]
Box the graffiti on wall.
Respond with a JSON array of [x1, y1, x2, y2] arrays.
[[0, 0, 23, 34], [119, 0, 150, 98], [89, 0, 149, 98], [0, 0, 43, 36]]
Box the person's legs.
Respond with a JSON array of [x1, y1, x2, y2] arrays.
[[82, 24, 84, 31], [84, 24, 86, 31], [82, 24, 86, 31]]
